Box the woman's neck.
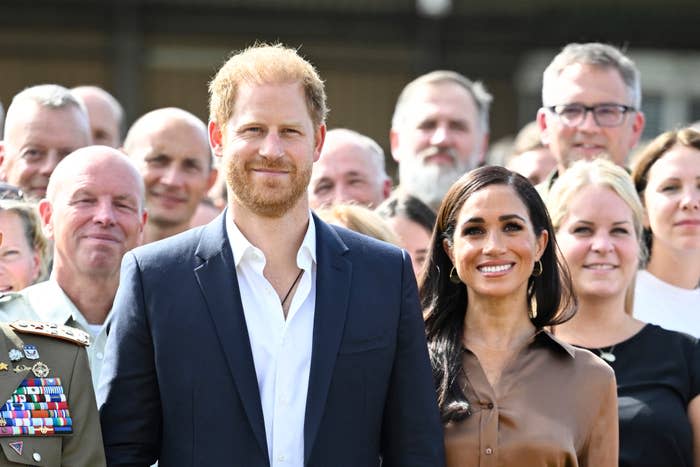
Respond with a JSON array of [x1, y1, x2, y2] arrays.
[[464, 293, 536, 351], [646, 243, 700, 289], [554, 293, 642, 348]]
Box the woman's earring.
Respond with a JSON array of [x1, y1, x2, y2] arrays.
[[449, 266, 461, 284], [532, 260, 543, 277]]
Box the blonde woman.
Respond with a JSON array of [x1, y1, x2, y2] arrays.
[[0, 199, 48, 292], [548, 158, 700, 467]]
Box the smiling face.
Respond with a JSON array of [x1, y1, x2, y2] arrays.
[[392, 82, 486, 209], [0, 209, 41, 292], [210, 81, 324, 218], [309, 132, 388, 209], [40, 152, 146, 280], [556, 184, 639, 302], [643, 144, 700, 255], [0, 102, 90, 199], [126, 113, 214, 231], [538, 63, 644, 171], [444, 184, 547, 301]]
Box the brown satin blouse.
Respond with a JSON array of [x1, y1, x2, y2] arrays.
[[444, 331, 618, 467]]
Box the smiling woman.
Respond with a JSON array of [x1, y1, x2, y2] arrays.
[[547, 158, 700, 467], [421, 165, 617, 466], [0, 200, 48, 292]]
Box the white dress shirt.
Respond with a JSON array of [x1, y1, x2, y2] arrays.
[[226, 212, 317, 467]]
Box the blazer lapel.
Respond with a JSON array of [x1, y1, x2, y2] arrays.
[[304, 216, 352, 464], [193, 213, 268, 461]]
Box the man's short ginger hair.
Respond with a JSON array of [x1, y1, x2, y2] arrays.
[[208, 43, 328, 128]]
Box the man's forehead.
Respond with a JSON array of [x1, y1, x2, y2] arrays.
[[406, 84, 477, 119], [56, 161, 139, 197], [135, 124, 209, 159], [548, 63, 630, 104], [230, 81, 311, 122], [316, 150, 373, 176], [7, 104, 89, 143]]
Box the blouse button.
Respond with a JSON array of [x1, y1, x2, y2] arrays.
[[487, 402, 494, 409], [485, 448, 493, 455]]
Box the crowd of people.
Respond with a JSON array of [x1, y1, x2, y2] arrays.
[[0, 39, 697, 466]]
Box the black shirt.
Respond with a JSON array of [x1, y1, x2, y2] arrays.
[[586, 324, 700, 467]]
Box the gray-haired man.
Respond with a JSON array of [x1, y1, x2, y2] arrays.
[[390, 70, 492, 210], [0, 84, 91, 199]]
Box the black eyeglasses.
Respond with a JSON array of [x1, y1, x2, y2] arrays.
[[546, 103, 636, 128], [0, 183, 25, 201]]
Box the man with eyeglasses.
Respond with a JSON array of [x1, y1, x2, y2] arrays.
[[536, 42, 646, 191]]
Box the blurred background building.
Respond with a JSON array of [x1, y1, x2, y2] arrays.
[[2, 0, 699, 175]]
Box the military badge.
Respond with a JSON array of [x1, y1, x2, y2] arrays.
[[8, 349, 22, 362], [22, 345, 39, 360], [8, 441, 22, 455], [31, 362, 49, 378]]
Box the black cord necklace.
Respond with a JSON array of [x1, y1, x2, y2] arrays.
[[281, 269, 304, 308]]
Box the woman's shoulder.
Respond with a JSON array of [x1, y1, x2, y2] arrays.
[[635, 323, 698, 348], [542, 331, 615, 381]]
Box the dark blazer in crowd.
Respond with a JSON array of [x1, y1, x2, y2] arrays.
[[98, 212, 445, 467]]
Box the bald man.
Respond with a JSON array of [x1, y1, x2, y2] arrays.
[[123, 107, 217, 243], [0, 84, 91, 199], [309, 128, 392, 209], [72, 85, 125, 148], [0, 146, 147, 390]]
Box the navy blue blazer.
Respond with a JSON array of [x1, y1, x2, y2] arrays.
[[98, 212, 444, 467]]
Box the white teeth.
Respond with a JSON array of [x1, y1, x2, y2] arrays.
[[479, 264, 512, 273], [586, 264, 614, 270]]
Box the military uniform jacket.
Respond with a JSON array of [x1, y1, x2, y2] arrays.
[[0, 322, 106, 466]]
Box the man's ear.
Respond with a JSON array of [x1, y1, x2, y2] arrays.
[[536, 108, 550, 146], [382, 178, 393, 200], [313, 124, 326, 163], [0, 140, 6, 180], [478, 133, 490, 164], [37, 199, 54, 240], [206, 167, 218, 191], [629, 111, 646, 150], [389, 129, 401, 163], [208, 121, 224, 158]]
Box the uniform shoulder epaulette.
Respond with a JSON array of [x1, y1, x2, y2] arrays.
[[9, 320, 91, 347]]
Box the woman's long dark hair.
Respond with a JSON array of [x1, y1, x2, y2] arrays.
[[419, 166, 576, 424]]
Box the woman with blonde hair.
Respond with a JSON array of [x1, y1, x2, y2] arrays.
[[0, 199, 48, 292], [548, 158, 700, 467], [315, 203, 399, 245], [631, 127, 700, 336]]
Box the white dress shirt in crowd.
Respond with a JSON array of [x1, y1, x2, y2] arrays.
[[226, 212, 317, 467]]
